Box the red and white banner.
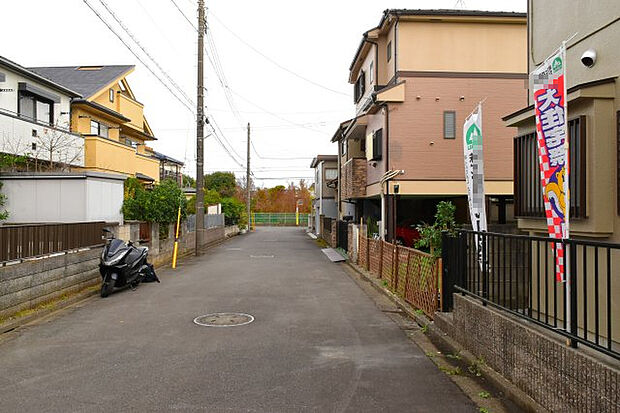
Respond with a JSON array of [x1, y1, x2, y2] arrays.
[[531, 43, 570, 281]]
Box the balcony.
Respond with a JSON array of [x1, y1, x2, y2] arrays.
[[0, 108, 84, 167], [341, 157, 366, 199], [117, 94, 144, 132], [83, 135, 159, 181]]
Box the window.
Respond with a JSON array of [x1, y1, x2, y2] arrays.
[[372, 129, 383, 161], [36, 101, 51, 124], [514, 116, 586, 218], [18, 94, 34, 119], [354, 71, 366, 103], [360, 137, 366, 152], [341, 139, 347, 157], [369, 61, 374, 84], [99, 123, 109, 138], [109, 88, 115, 102], [90, 120, 109, 138], [325, 168, 337, 180], [387, 41, 392, 62], [443, 111, 456, 139], [18, 92, 53, 124]]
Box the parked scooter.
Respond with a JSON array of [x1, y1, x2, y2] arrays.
[[99, 229, 154, 297]]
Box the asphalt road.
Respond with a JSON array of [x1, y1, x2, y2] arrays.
[[0, 227, 476, 412]]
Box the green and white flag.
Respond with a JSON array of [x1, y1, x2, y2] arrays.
[[463, 103, 487, 267]]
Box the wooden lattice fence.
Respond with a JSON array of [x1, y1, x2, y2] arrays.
[[357, 236, 441, 318]]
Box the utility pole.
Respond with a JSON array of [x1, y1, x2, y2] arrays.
[[246, 122, 251, 231], [195, 0, 205, 255]]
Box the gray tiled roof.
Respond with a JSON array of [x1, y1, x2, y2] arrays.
[[0, 56, 81, 97], [28, 65, 134, 99]]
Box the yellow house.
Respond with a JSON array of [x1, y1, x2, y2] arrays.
[[29, 65, 160, 183]]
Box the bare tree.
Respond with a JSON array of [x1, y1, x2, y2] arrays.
[[35, 118, 83, 172]]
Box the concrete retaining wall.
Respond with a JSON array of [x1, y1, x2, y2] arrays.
[[435, 294, 620, 412], [1, 220, 232, 320], [0, 248, 101, 320]]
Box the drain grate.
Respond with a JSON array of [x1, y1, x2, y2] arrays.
[[193, 312, 254, 327]]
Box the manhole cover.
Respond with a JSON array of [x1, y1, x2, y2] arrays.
[[193, 312, 254, 327]]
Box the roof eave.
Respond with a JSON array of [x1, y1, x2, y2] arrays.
[[0, 56, 82, 98]]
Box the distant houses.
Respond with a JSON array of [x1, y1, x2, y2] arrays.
[[0, 56, 184, 223]]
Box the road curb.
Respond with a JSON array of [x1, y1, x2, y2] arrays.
[[0, 287, 99, 335], [345, 261, 546, 413]]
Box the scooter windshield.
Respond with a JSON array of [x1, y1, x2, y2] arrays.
[[107, 239, 128, 256]]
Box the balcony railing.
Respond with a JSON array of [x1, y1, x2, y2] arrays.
[[0, 108, 84, 167], [341, 157, 366, 199]]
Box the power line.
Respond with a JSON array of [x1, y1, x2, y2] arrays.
[[169, 0, 197, 30], [83, 0, 248, 172], [209, 11, 351, 98], [167, 0, 252, 167], [83, 0, 195, 114], [164, 1, 323, 169], [228, 88, 329, 136], [98, 0, 194, 107]]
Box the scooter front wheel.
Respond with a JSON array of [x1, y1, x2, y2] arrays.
[[100, 275, 116, 298]]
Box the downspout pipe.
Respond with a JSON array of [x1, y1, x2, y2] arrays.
[[379, 169, 403, 240], [362, 35, 379, 86]]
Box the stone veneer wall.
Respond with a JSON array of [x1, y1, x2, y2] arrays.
[[435, 294, 619, 412]]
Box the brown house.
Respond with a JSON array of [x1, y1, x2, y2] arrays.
[[332, 9, 528, 242]]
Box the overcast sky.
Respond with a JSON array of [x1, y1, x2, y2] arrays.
[[2, 0, 525, 187]]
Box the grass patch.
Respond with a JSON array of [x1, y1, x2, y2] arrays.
[[414, 309, 424, 316], [0, 284, 99, 325], [420, 324, 428, 334], [315, 238, 329, 248], [478, 391, 491, 399], [445, 352, 462, 361], [439, 365, 462, 376], [468, 358, 485, 377]]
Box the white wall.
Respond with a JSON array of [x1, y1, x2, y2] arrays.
[[1, 174, 125, 223], [0, 66, 83, 167], [86, 178, 124, 222]]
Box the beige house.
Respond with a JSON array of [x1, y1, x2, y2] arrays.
[[504, 0, 620, 242], [333, 9, 528, 242], [503, 0, 619, 355]]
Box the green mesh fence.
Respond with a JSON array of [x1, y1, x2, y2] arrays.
[[252, 212, 309, 226]]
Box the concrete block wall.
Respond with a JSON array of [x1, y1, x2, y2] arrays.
[[149, 222, 227, 268], [436, 294, 620, 412], [0, 220, 231, 320], [0, 248, 101, 320]]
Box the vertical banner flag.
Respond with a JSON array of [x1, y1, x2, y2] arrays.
[[463, 103, 487, 269], [531, 43, 570, 282]]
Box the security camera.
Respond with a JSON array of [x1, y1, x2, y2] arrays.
[[581, 49, 597, 68]]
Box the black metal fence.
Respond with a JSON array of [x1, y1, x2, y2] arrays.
[[337, 221, 349, 251], [442, 230, 619, 360]]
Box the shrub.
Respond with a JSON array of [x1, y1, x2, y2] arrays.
[[221, 197, 246, 226], [187, 189, 221, 214], [415, 201, 458, 256], [122, 178, 187, 226]]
